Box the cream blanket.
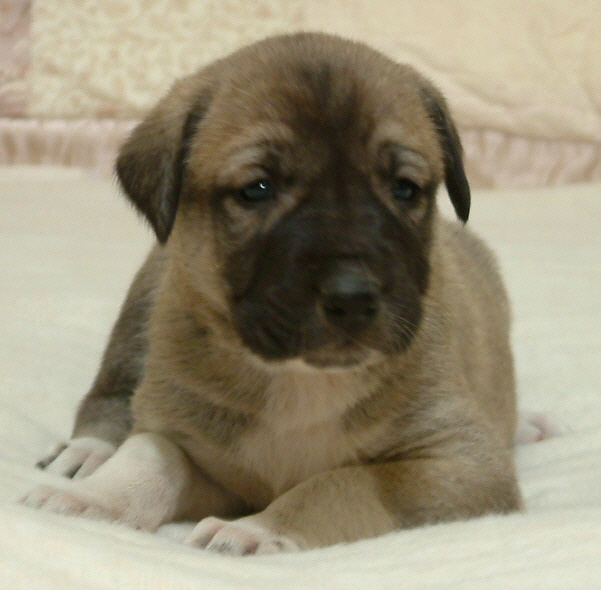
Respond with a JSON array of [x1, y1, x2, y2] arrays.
[[1, 166, 600, 588]]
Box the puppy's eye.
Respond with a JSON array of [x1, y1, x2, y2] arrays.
[[239, 179, 275, 202], [391, 179, 420, 203]]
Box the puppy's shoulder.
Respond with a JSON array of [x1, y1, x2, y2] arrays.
[[434, 218, 506, 291]]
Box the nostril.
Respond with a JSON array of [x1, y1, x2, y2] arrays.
[[322, 292, 378, 320], [319, 270, 380, 330]]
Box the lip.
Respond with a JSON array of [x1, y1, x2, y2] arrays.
[[301, 342, 378, 369]]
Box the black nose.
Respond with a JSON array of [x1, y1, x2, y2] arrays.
[[319, 267, 380, 332]]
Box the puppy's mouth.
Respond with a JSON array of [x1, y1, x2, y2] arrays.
[[234, 311, 366, 367], [233, 299, 408, 370], [300, 342, 382, 369], [233, 273, 383, 368], [231, 263, 421, 369], [241, 320, 381, 370]]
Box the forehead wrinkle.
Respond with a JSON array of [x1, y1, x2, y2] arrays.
[[383, 144, 434, 182], [216, 142, 281, 186], [372, 123, 443, 181], [218, 121, 294, 159], [191, 119, 296, 185]]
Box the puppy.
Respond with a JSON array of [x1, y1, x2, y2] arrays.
[[24, 32, 521, 554]]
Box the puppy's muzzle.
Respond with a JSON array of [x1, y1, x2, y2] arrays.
[[318, 264, 380, 334]]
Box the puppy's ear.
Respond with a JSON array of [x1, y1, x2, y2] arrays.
[[116, 75, 211, 242], [419, 83, 471, 223]]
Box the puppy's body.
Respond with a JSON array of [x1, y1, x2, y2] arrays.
[[134, 220, 516, 517], [26, 33, 520, 553]]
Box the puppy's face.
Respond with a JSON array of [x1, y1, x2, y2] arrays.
[[117, 34, 470, 369]]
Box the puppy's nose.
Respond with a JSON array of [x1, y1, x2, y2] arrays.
[[319, 268, 380, 332]]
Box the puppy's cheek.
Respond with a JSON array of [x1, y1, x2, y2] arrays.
[[368, 306, 421, 355], [232, 297, 311, 361]]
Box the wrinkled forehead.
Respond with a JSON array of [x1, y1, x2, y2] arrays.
[[190, 46, 443, 179]]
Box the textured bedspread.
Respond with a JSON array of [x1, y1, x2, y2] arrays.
[[1, 166, 600, 588]]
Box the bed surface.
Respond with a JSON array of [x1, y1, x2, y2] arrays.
[[1, 166, 600, 588]]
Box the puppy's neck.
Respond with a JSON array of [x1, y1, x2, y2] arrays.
[[254, 359, 384, 433]]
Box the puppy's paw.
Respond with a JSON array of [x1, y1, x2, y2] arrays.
[[515, 412, 566, 444], [185, 516, 300, 556], [20, 483, 118, 523], [37, 437, 117, 479]]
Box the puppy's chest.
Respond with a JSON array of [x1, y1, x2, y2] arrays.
[[237, 370, 374, 496]]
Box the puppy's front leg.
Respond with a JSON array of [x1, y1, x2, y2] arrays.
[[38, 248, 165, 479], [186, 467, 395, 555], [187, 453, 520, 554], [24, 433, 236, 530]]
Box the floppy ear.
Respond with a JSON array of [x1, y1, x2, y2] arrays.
[[116, 75, 212, 242], [419, 83, 471, 222]]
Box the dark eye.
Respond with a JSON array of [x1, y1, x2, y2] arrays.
[[239, 179, 275, 202], [391, 179, 420, 203]]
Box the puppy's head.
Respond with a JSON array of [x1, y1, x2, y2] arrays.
[[117, 33, 470, 369]]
